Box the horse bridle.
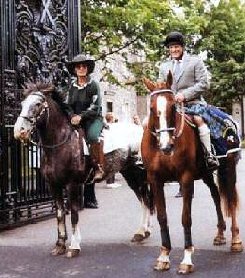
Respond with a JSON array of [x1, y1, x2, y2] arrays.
[[150, 89, 185, 140], [19, 92, 48, 125], [20, 91, 72, 149]]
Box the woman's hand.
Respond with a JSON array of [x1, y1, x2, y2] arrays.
[[71, 115, 82, 125]]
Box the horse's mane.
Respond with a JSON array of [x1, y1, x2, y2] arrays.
[[23, 82, 67, 106]]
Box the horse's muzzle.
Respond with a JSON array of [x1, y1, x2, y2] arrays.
[[14, 129, 30, 143], [160, 143, 174, 155]]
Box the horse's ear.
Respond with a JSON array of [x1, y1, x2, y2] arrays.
[[142, 77, 156, 92], [166, 70, 173, 89]]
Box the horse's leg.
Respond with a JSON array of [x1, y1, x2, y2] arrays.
[[202, 173, 226, 245], [230, 208, 243, 252], [121, 166, 153, 243], [178, 179, 194, 274], [151, 181, 171, 272], [217, 155, 243, 252], [131, 202, 152, 242], [67, 184, 81, 258], [51, 186, 67, 256]]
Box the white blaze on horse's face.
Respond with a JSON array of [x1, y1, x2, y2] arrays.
[[14, 93, 44, 142], [156, 95, 169, 150]]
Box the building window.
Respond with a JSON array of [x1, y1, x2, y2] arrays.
[[106, 102, 113, 112]]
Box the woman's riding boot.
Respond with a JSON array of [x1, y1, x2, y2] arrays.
[[90, 141, 105, 182], [199, 124, 219, 170]]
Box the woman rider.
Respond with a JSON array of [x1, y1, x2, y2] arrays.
[[66, 54, 105, 182]]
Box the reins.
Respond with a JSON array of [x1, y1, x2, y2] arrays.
[[30, 129, 72, 149], [173, 102, 185, 138]]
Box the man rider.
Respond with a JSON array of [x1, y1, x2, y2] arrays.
[[158, 31, 219, 170]]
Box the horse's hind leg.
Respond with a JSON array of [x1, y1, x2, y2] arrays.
[[121, 166, 153, 243], [202, 173, 226, 246], [217, 155, 243, 252], [51, 187, 67, 256], [67, 184, 81, 258], [131, 202, 152, 243], [231, 209, 243, 252]]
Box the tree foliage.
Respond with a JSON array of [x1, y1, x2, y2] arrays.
[[81, 0, 245, 109], [199, 0, 245, 111]]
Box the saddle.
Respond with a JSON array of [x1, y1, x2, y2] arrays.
[[178, 112, 240, 158]]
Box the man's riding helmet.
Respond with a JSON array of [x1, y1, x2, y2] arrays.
[[67, 54, 95, 75], [164, 31, 185, 47]]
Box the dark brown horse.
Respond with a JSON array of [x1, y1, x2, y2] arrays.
[[141, 73, 243, 274], [14, 82, 153, 258]]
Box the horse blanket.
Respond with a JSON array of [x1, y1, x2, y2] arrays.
[[184, 104, 241, 157]]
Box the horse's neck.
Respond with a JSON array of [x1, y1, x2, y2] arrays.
[[39, 100, 71, 143]]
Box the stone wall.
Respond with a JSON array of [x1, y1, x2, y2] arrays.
[[100, 81, 138, 123], [94, 51, 148, 124], [232, 97, 245, 139]]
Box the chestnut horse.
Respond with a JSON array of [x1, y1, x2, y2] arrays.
[[142, 73, 243, 274], [14, 82, 153, 258]]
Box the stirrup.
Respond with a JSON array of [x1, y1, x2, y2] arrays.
[[135, 157, 143, 165], [206, 154, 219, 171]]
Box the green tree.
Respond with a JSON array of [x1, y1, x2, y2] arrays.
[[199, 0, 245, 111], [81, 0, 245, 108]]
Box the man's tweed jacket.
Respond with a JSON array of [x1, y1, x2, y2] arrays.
[[158, 52, 209, 105]]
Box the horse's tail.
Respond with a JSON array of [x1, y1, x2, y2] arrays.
[[121, 165, 155, 214], [217, 153, 239, 217]]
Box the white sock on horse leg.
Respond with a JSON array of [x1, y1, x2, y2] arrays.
[[180, 248, 194, 265], [198, 124, 211, 152], [69, 225, 81, 250]]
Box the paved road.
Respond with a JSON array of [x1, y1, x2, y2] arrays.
[[0, 151, 245, 277]]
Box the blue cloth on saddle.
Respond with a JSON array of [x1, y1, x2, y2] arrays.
[[184, 103, 240, 156]]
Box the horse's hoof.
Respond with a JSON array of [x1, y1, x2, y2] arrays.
[[178, 263, 194, 275], [145, 231, 151, 238], [231, 241, 243, 253], [131, 231, 151, 243], [154, 261, 170, 271], [66, 248, 80, 258], [213, 235, 226, 246], [131, 233, 144, 242], [51, 245, 66, 256]]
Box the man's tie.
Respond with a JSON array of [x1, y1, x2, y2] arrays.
[[174, 60, 181, 80]]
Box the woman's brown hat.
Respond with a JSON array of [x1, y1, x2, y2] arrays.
[[67, 54, 95, 75]]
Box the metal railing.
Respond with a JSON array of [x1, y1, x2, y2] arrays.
[[0, 126, 54, 230]]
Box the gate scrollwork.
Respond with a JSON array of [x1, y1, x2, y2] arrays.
[[16, 0, 70, 88]]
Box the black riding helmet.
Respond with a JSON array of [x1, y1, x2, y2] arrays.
[[67, 54, 95, 75], [164, 31, 185, 47]]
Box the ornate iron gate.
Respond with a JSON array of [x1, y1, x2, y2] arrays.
[[0, 0, 81, 230]]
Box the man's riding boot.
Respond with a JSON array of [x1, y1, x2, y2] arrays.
[[90, 141, 105, 182], [199, 124, 219, 171]]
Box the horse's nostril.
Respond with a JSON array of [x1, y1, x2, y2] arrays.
[[161, 144, 173, 154]]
